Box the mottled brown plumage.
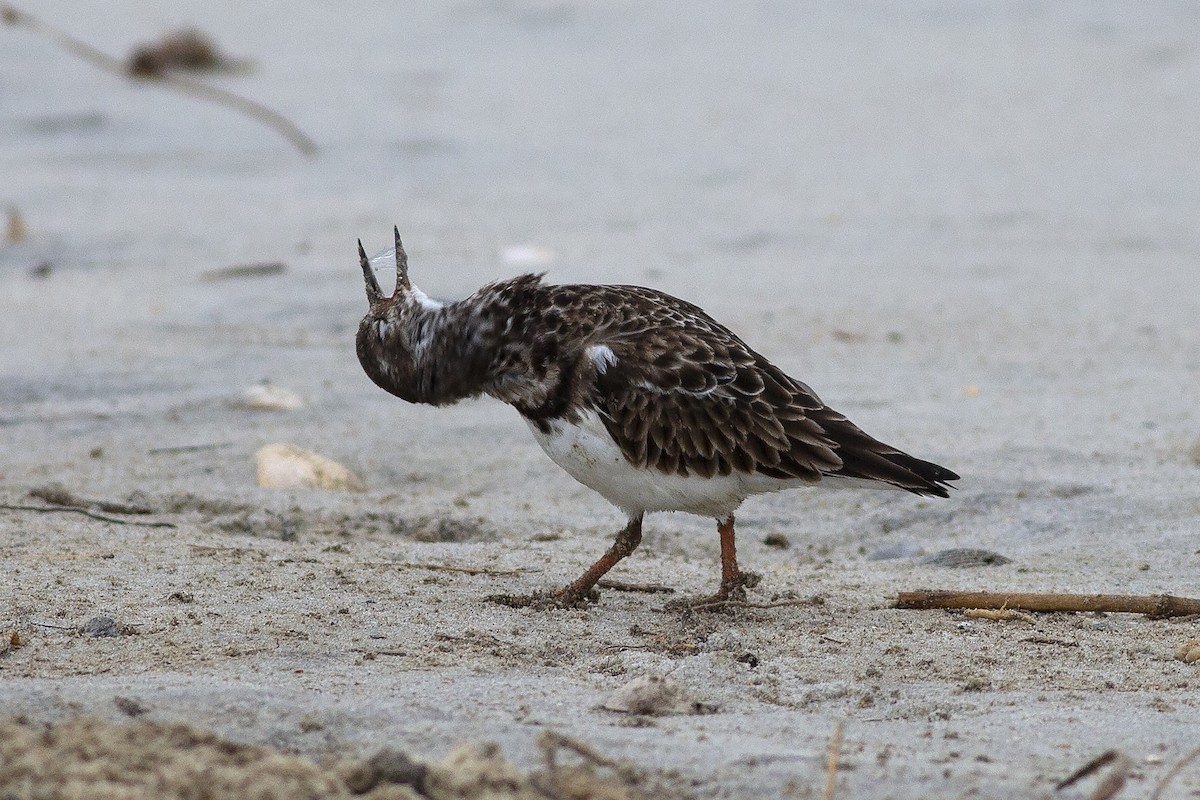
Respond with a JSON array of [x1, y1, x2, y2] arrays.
[[356, 228, 958, 607]]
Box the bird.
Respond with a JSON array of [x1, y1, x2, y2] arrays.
[[355, 227, 958, 608]]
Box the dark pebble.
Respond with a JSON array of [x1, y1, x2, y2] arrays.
[[920, 548, 1012, 568], [81, 616, 123, 637]]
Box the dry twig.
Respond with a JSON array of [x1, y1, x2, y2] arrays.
[[597, 579, 675, 594], [28, 485, 153, 515], [0, 503, 175, 528], [15, 552, 113, 560], [148, 442, 233, 455], [2, 3, 316, 156], [539, 731, 644, 786], [682, 597, 822, 613], [359, 561, 537, 576], [1021, 636, 1079, 647], [823, 720, 845, 800], [200, 262, 286, 282], [188, 544, 265, 556], [896, 590, 1200, 618], [1151, 745, 1200, 800], [965, 608, 1038, 623], [1055, 749, 1129, 800]]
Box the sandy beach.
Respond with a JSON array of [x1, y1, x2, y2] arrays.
[[2, 2, 1199, 797]]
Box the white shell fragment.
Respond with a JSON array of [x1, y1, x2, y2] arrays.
[[255, 444, 365, 492], [500, 244, 557, 267], [240, 384, 305, 411], [602, 675, 716, 716]]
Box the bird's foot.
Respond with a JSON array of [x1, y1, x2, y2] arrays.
[[486, 587, 599, 610], [664, 571, 762, 612]]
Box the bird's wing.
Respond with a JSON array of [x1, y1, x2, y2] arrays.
[[586, 310, 844, 482], [585, 294, 957, 495]]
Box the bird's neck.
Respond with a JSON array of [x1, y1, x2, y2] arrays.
[[363, 295, 506, 406], [423, 301, 507, 404]]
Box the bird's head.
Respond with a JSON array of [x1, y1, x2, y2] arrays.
[[355, 227, 445, 404]]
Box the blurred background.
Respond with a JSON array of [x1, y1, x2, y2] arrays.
[[6, 2, 1197, 288], [2, 1, 1198, 469]]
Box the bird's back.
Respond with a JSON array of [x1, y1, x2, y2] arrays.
[[473, 278, 958, 497]]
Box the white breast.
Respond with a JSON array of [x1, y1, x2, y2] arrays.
[[524, 409, 816, 519]]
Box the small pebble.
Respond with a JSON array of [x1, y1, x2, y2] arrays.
[[81, 616, 122, 638], [340, 748, 427, 794], [762, 532, 790, 549], [240, 384, 304, 411], [602, 675, 716, 716], [0, 630, 23, 654], [255, 443, 365, 492], [113, 696, 150, 717], [1176, 640, 1200, 664], [921, 548, 1012, 568], [6, 207, 28, 242], [500, 244, 557, 267]]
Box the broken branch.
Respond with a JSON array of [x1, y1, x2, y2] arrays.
[[2, 3, 316, 156], [896, 590, 1200, 619]]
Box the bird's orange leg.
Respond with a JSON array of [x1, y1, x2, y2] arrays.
[[554, 513, 644, 607], [712, 514, 748, 602]]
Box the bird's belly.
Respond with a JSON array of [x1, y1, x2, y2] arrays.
[[524, 409, 804, 518]]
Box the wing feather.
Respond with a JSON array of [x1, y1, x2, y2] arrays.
[[577, 289, 956, 496]]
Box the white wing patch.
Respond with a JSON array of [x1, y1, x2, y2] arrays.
[[586, 344, 618, 374]]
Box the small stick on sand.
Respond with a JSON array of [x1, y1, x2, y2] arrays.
[[28, 485, 153, 515], [597, 579, 675, 594], [200, 262, 287, 283], [188, 545, 266, 556], [0, 503, 175, 529], [1151, 745, 1200, 800], [1021, 636, 1079, 647], [896, 590, 1200, 619], [359, 561, 537, 576], [2, 3, 316, 156], [822, 720, 844, 800], [538, 731, 644, 787], [148, 442, 233, 455], [683, 597, 823, 613], [965, 608, 1039, 623], [1055, 749, 1129, 800]]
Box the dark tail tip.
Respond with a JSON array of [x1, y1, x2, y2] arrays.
[[887, 452, 959, 497]]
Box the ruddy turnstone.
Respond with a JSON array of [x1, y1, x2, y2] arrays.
[[356, 228, 958, 607]]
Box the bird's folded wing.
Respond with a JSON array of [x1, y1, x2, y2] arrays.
[[588, 331, 845, 481]]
